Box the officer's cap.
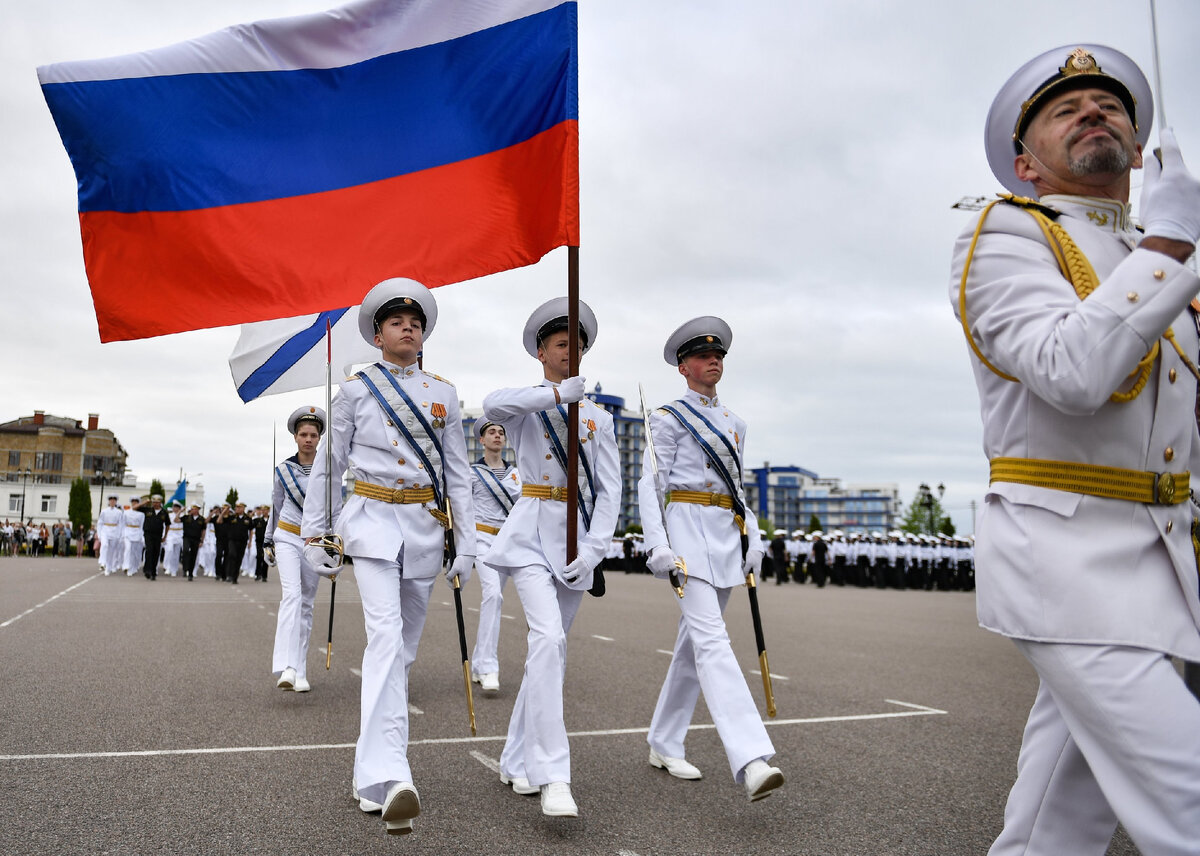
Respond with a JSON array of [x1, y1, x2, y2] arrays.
[[287, 405, 327, 436], [986, 45, 1151, 196], [477, 419, 504, 437], [358, 278, 438, 347], [522, 297, 597, 358], [107, 494, 118, 500], [663, 316, 732, 366], [151, 494, 163, 502]]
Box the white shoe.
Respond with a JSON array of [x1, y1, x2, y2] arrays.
[[382, 782, 420, 835], [500, 772, 538, 796], [276, 667, 296, 690], [479, 672, 500, 693], [540, 782, 578, 817], [353, 780, 382, 813], [649, 748, 702, 780], [293, 676, 311, 693], [741, 759, 784, 801]]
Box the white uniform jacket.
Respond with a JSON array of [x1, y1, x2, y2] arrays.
[[301, 360, 476, 577], [952, 194, 1200, 658], [121, 508, 145, 544], [480, 380, 620, 587], [638, 389, 763, 590], [471, 461, 521, 529], [269, 455, 309, 547], [97, 506, 123, 542]]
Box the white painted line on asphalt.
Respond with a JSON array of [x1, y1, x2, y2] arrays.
[[884, 699, 948, 714], [469, 749, 500, 774], [592, 634, 614, 641], [468, 607, 479, 613], [0, 701, 947, 761], [348, 668, 423, 714], [656, 649, 674, 656], [750, 669, 789, 681], [618, 851, 644, 856], [0, 572, 101, 628]]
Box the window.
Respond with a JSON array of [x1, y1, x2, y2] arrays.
[[7, 451, 18, 467], [41, 495, 57, 514], [34, 452, 63, 471], [8, 494, 20, 512]]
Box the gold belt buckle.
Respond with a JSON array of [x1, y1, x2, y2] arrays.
[[549, 486, 568, 501], [1155, 472, 1177, 504], [708, 493, 721, 506]]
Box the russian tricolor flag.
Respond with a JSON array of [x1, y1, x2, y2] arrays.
[[39, 0, 579, 343]]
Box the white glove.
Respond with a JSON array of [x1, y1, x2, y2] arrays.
[[742, 543, 765, 578], [647, 545, 678, 578], [446, 554, 474, 588], [562, 555, 594, 589], [558, 376, 586, 404], [304, 543, 341, 577], [1140, 128, 1200, 244], [264, 541, 276, 567]]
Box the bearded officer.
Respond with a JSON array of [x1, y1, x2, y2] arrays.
[[468, 419, 521, 695], [640, 316, 783, 802], [302, 278, 475, 836], [180, 504, 205, 581], [952, 44, 1200, 854], [269, 406, 326, 694], [481, 297, 621, 819]]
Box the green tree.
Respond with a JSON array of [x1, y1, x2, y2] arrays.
[[68, 478, 93, 536], [900, 487, 952, 535], [624, 524, 643, 535], [808, 514, 822, 533], [225, 487, 239, 506], [149, 478, 165, 499]]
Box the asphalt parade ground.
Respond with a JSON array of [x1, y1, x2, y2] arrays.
[[0, 557, 1139, 856]]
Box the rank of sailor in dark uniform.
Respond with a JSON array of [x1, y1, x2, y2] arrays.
[[253, 510, 268, 582], [211, 507, 228, 579], [224, 506, 253, 584], [180, 508, 205, 581], [141, 499, 171, 580]]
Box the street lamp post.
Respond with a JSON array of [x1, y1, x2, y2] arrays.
[[20, 467, 31, 525]]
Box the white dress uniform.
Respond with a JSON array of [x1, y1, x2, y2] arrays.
[[954, 42, 1200, 852], [481, 380, 620, 788], [468, 459, 521, 679], [198, 521, 216, 576], [120, 505, 145, 575], [639, 388, 774, 781], [270, 455, 320, 683], [302, 359, 476, 808], [163, 514, 183, 576], [97, 504, 123, 573]]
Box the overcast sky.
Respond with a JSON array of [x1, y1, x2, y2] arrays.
[[4, 0, 1198, 533]]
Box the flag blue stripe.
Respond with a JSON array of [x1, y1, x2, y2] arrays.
[[236, 308, 350, 403], [43, 4, 578, 214]]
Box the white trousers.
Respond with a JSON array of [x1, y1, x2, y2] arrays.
[[122, 539, 143, 574], [990, 641, 1200, 856], [351, 556, 435, 805], [470, 559, 509, 676], [648, 578, 775, 781], [499, 565, 584, 787], [163, 537, 182, 575], [271, 536, 320, 679], [99, 535, 122, 573]]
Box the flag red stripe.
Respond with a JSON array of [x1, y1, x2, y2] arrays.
[[83, 121, 579, 342]]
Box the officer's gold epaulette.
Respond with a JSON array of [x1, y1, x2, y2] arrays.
[[345, 374, 363, 382], [998, 192, 1061, 220], [655, 407, 670, 416], [424, 371, 455, 386]]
